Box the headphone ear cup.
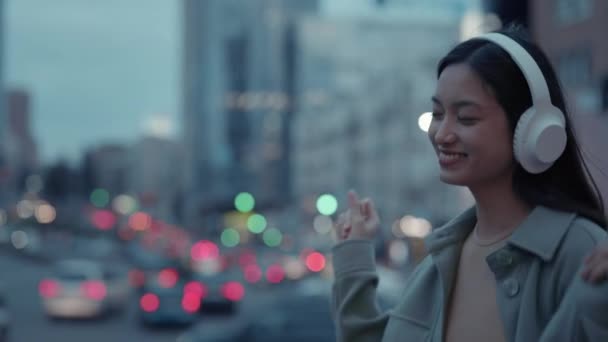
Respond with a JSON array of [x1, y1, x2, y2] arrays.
[[513, 106, 567, 174], [513, 107, 535, 169]]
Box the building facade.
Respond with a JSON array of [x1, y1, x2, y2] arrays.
[[530, 0, 608, 200]]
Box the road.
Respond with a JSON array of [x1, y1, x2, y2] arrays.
[[0, 252, 185, 342], [0, 246, 321, 342]]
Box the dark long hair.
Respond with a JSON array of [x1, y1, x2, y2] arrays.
[[436, 26, 606, 228]]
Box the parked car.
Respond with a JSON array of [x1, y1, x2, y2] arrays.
[[39, 259, 130, 319]]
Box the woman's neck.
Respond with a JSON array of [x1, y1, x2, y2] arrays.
[[469, 180, 532, 240]]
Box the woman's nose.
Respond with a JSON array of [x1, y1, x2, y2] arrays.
[[433, 119, 457, 145]]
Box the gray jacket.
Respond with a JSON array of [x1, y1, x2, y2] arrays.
[[331, 206, 607, 342]]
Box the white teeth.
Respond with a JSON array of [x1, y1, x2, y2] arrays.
[[439, 152, 466, 161]]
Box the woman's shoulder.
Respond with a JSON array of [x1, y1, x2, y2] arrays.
[[560, 214, 607, 255]]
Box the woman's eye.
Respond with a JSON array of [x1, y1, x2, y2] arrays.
[[458, 117, 478, 124], [431, 112, 444, 119]]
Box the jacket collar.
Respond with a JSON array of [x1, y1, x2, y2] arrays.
[[424, 205, 576, 262]]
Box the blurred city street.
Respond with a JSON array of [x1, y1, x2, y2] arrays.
[[0, 0, 606, 341], [0, 232, 345, 342]]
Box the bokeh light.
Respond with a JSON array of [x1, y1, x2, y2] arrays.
[[262, 228, 282, 247], [388, 240, 409, 265], [247, 214, 267, 234], [316, 194, 338, 216], [190, 240, 220, 261], [129, 212, 152, 231], [221, 228, 240, 247], [244, 264, 262, 283], [305, 252, 326, 272], [35, 203, 56, 224], [234, 192, 255, 213], [91, 209, 116, 230], [313, 215, 333, 235], [11, 230, 29, 249], [400, 215, 432, 238], [90, 188, 110, 208], [112, 194, 138, 215], [16, 200, 35, 219], [418, 112, 432, 132], [265, 264, 285, 284]]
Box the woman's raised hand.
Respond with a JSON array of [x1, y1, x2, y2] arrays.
[[334, 190, 380, 242], [582, 240, 608, 284]]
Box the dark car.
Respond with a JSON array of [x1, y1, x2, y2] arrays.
[[176, 292, 335, 342], [190, 267, 245, 314], [138, 267, 199, 327]]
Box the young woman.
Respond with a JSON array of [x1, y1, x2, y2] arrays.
[[331, 26, 607, 342]]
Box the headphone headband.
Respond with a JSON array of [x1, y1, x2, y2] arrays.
[[476, 33, 551, 106]]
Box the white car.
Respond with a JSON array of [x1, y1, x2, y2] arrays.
[[39, 259, 130, 319]]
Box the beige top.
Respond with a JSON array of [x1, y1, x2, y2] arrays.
[[444, 231, 509, 342]]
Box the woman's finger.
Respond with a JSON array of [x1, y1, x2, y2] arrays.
[[587, 262, 608, 284]]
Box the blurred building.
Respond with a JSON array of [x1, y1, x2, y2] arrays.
[[129, 136, 185, 224], [0, 0, 9, 207], [530, 0, 608, 200], [181, 0, 318, 234], [483, 0, 608, 204], [85, 144, 129, 199], [291, 7, 472, 241], [6, 89, 39, 192]]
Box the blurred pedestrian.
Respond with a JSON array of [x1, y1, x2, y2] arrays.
[[331, 25, 607, 342]]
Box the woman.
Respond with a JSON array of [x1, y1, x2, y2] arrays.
[[331, 26, 607, 342]]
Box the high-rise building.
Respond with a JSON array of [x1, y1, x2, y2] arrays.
[[291, 10, 468, 240], [181, 0, 318, 233], [6, 89, 38, 191], [0, 0, 9, 206]]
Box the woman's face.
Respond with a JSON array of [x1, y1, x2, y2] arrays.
[[428, 63, 514, 187]]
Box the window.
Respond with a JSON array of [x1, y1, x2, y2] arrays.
[[555, 0, 593, 25]]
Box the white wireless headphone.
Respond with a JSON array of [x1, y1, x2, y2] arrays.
[[475, 33, 567, 174]]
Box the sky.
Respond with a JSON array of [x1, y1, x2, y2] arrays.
[[5, 0, 180, 165], [3, 0, 457, 165]]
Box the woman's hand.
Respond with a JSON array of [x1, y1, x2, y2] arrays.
[[582, 240, 608, 284], [333, 190, 380, 242]]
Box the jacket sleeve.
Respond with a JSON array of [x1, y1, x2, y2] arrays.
[[539, 268, 608, 342], [331, 240, 389, 342], [540, 219, 608, 342]]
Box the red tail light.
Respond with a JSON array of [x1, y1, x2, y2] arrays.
[[184, 281, 207, 298], [221, 281, 244, 302], [181, 292, 201, 313], [140, 293, 160, 312], [158, 268, 179, 288], [39, 279, 61, 298], [244, 264, 262, 283], [266, 264, 285, 284], [81, 281, 107, 301]]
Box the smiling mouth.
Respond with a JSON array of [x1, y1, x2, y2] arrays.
[[438, 151, 467, 164]]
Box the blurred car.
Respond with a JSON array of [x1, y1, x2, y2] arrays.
[[127, 243, 185, 291], [137, 267, 199, 326], [39, 259, 130, 319], [177, 293, 335, 342], [0, 285, 10, 342], [190, 266, 245, 314]]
